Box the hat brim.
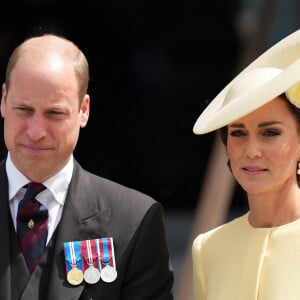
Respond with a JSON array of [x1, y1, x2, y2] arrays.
[[193, 29, 300, 134]]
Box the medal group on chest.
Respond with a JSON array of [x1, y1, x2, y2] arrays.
[[63, 237, 117, 286]]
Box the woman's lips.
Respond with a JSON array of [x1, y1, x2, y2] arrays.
[[242, 165, 268, 175]]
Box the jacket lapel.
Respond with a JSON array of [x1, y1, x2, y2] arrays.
[[47, 161, 110, 299], [0, 161, 30, 300]]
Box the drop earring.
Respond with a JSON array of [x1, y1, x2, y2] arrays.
[[297, 162, 300, 175]]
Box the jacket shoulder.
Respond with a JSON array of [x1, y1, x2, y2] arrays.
[[74, 162, 159, 218]]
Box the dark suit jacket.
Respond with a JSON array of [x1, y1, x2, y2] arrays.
[[0, 159, 174, 299]]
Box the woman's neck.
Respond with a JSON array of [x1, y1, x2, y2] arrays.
[[248, 185, 300, 228]]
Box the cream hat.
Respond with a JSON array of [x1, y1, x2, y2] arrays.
[[193, 29, 300, 134]]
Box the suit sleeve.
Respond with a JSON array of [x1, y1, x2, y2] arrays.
[[120, 202, 174, 300]]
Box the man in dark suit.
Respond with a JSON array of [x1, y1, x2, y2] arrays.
[[0, 34, 174, 299]]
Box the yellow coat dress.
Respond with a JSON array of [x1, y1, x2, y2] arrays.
[[192, 212, 300, 300]]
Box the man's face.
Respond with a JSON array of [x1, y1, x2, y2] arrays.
[[1, 52, 89, 182]]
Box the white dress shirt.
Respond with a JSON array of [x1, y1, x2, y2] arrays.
[[6, 152, 73, 244]]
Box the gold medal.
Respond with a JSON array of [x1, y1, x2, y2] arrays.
[[67, 264, 84, 286]]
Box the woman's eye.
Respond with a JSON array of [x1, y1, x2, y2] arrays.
[[263, 129, 280, 136], [229, 130, 245, 137]]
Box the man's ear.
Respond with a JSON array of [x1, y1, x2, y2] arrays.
[[80, 94, 90, 128], [1, 83, 7, 118]]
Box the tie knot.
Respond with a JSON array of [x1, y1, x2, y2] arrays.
[[25, 182, 46, 200]]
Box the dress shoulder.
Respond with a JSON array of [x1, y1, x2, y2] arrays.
[[193, 212, 249, 254]]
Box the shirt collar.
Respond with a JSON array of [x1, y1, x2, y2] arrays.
[[6, 152, 74, 205]]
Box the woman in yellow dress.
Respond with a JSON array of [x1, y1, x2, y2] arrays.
[[192, 29, 300, 300]]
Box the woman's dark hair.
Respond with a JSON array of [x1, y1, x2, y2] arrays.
[[219, 126, 228, 147]]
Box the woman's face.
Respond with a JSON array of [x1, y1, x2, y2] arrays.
[[227, 97, 300, 195]]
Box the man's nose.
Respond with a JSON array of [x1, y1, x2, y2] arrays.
[[26, 115, 47, 141]]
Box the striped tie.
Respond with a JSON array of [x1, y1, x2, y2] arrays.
[[17, 182, 48, 274]]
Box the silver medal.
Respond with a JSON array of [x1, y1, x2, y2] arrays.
[[84, 264, 101, 284], [100, 265, 117, 283]]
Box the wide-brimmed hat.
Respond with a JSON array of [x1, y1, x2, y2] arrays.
[[193, 29, 300, 134]]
